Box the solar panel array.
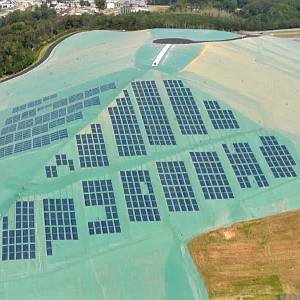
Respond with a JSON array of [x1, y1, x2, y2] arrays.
[[45, 166, 58, 178], [156, 161, 199, 212], [0, 81, 117, 160], [2, 201, 35, 261], [164, 80, 207, 135], [82, 180, 121, 234], [45, 154, 75, 178], [76, 124, 109, 168], [0, 129, 68, 159], [120, 170, 161, 222], [190, 151, 234, 200], [2, 77, 300, 262], [204, 100, 239, 129], [43, 198, 78, 256], [223, 143, 269, 188], [132, 81, 176, 145], [108, 90, 147, 157], [260, 136, 297, 178], [56, 154, 75, 171]]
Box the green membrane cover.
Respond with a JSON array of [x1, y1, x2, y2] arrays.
[[0, 29, 299, 300]]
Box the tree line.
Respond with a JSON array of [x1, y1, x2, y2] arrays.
[[0, 1, 299, 77]]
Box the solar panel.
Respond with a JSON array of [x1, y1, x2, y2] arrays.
[[49, 117, 65, 128], [204, 100, 239, 130], [50, 129, 68, 141], [68, 92, 84, 104], [1, 123, 17, 135], [120, 170, 160, 222], [260, 136, 297, 178], [14, 129, 31, 142], [43, 198, 78, 256], [43, 93, 57, 102], [66, 111, 83, 123], [190, 151, 234, 200], [52, 98, 68, 110], [0, 145, 13, 158], [34, 113, 50, 125], [32, 124, 49, 136], [156, 161, 199, 212], [55, 154, 75, 172], [2, 201, 35, 260], [84, 87, 100, 98], [84, 96, 100, 108], [12, 104, 26, 114], [0, 134, 14, 146], [14, 139, 32, 153], [45, 166, 58, 178], [82, 180, 121, 234], [100, 82, 116, 93], [5, 113, 21, 126], [223, 143, 269, 188], [164, 80, 207, 135], [67, 102, 83, 114], [21, 109, 36, 120], [108, 90, 147, 157], [17, 119, 33, 131], [131, 81, 176, 145], [76, 124, 109, 168]]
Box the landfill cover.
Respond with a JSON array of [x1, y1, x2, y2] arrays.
[[0, 29, 299, 300]]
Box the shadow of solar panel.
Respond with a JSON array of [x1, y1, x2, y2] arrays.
[[156, 161, 199, 212], [190, 151, 234, 200], [131, 81, 176, 145], [260, 136, 297, 178], [223, 143, 269, 188], [120, 170, 160, 222], [108, 90, 147, 157], [2, 201, 35, 261], [164, 80, 207, 135], [43, 198, 78, 256], [204, 100, 239, 130], [82, 180, 121, 234], [76, 124, 109, 168]]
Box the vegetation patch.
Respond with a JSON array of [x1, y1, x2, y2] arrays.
[[188, 210, 300, 300], [1, 0, 300, 78]]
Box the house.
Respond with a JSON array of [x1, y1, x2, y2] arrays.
[[105, 0, 120, 9], [0, 0, 15, 9]]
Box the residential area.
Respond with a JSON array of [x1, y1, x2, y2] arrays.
[[0, 0, 149, 16]]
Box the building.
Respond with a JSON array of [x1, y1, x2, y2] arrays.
[[105, 0, 147, 12], [119, 1, 130, 14], [0, 0, 14, 9]]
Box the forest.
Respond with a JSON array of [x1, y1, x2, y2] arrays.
[[0, 0, 299, 77]]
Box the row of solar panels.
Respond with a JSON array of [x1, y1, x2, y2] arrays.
[[11, 93, 57, 114], [2, 96, 100, 134], [2, 136, 299, 262], [8, 81, 115, 118], [0, 111, 82, 148], [72, 124, 297, 187], [0, 96, 100, 151], [0, 129, 68, 158]]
